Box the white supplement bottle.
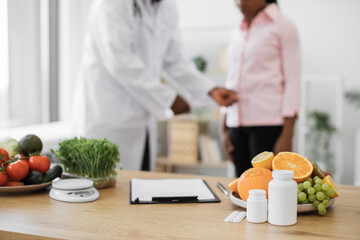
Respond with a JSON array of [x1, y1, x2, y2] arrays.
[[268, 170, 297, 226], [246, 189, 267, 223]]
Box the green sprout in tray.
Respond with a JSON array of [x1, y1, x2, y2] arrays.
[[52, 137, 120, 188]]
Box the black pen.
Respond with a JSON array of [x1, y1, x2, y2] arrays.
[[152, 196, 198, 203], [216, 182, 229, 196]]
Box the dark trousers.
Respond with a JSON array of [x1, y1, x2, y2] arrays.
[[141, 130, 150, 171], [228, 126, 283, 177]]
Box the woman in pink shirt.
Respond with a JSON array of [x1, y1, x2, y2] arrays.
[[222, 0, 301, 177]]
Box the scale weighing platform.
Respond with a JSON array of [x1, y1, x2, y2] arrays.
[[49, 178, 100, 203]]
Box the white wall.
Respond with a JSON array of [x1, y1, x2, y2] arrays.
[[59, 0, 360, 184], [279, 0, 360, 81], [176, 0, 240, 74]]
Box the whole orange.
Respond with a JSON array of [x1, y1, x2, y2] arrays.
[[237, 167, 273, 201]]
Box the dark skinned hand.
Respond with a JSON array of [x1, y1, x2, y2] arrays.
[[171, 95, 190, 115], [208, 87, 238, 107]]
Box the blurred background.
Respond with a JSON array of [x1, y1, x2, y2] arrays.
[[1, 0, 359, 185]]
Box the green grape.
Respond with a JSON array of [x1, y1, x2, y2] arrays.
[[322, 183, 330, 191], [318, 208, 326, 216], [297, 188, 302, 193], [314, 184, 322, 193], [308, 194, 316, 202], [307, 187, 315, 195], [313, 176, 320, 182], [298, 183, 304, 191], [303, 181, 311, 189], [313, 200, 320, 207], [315, 178, 323, 185], [327, 188, 335, 197], [318, 203, 327, 215], [322, 199, 330, 206], [318, 203, 326, 211], [301, 199, 309, 204], [316, 192, 325, 201], [325, 195, 331, 201], [306, 178, 313, 185], [298, 192, 307, 201]]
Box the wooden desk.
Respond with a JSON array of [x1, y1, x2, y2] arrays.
[[1, 170, 359, 240]]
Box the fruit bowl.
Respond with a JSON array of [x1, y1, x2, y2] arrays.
[[230, 191, 335, 213], [0, 181, 52, 193]]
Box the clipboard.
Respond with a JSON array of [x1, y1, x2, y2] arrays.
[[130, 178, 220, 204]]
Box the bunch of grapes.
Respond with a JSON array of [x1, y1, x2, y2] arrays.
[[297, 176, 336, 216]]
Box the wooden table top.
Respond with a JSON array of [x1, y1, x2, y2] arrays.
[[0, 170, 359, 240]]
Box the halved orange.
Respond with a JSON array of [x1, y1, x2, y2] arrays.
[[251, 151, 274, 170], [228, 178, 239, 194], [272, 152, 313, 183], [323, 175, 340, 198]]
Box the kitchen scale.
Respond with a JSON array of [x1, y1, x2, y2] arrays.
[[49, 178, 100, 203]]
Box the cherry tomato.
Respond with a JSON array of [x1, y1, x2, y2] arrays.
[[6, 181, 24, 186], [0, 171, 8, 186], [6, 160, 29, 181], [28, 155, 50, 174], [0, 148, 10, 165]]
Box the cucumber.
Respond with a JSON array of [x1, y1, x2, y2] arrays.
[[42, 165, 63, 183], [23, 171, 43, 185]]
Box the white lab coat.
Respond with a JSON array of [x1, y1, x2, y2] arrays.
[[73, 0, 215, 170]]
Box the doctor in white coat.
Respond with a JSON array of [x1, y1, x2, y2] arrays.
[[73, 0, 237, 171]]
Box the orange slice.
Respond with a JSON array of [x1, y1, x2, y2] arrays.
[[251, 151, 274, 170], [323, 175, 340, 198], [228, 178, 239, 194], [272, 152, 313, 183]]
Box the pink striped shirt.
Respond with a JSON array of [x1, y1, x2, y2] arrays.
[[225, 3, 300, 127]]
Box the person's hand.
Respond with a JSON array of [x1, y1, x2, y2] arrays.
[[208, 87, 237, 107], [273, 117, 296, 155], [273, 133, 292, 155], [171, 95, 190, 115]]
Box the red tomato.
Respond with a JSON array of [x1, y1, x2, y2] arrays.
[[6, 160, 29, 181], [6, 181, 24, 186], [0, 171, 8, 186], [0, 148, 10, 165], [28, 155, 50, 173]]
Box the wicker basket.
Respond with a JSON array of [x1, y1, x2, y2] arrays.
[[168, 120, 199, 164]]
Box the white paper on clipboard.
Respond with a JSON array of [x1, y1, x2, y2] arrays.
[[130, 178, 217, 202]]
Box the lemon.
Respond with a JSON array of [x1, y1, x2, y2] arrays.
[[251, 151, 274, 170], [323, 175, 340, 198]]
